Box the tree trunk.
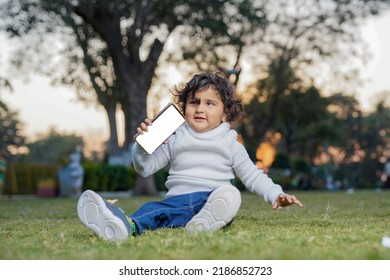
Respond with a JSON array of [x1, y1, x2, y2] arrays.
[[120, 71, 158, 195], [104, 102, 122, 156], [111, 32, 165, 196], [133, 175, 159, 196]]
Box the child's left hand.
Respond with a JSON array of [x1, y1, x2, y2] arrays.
[[272, 194, 304, 209]]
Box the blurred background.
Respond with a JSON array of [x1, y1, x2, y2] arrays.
[[1, 0, 390, 197]]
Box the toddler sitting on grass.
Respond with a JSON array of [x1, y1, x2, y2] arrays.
[[77, 72, 303, 241]]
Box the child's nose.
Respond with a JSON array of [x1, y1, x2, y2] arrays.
[[196, 103, 204, 112]]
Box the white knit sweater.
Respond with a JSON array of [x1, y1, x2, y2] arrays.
[[132, 122, 284, 204]]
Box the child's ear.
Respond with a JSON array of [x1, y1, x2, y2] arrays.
[[222, 113, 227, 122]]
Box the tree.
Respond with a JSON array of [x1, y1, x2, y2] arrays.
[[243, 54, 301, 149], [276, 87, 336, 159], [241, 0, 390, 147], [25, 128, 84, 164], [358, 99, 390, 186], [0, 0, 268, 194], [326, 93, 363, 162], [167, 0, 267, 74], [1, 0, 389, 193], [0, 75, 13, 114], [0, 104, 26, 159], [0, 76, 25, 160]]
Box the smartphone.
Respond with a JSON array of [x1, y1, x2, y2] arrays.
[[134, 103, 185, 154]]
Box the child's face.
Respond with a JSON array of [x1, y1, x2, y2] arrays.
[[185, 87, 226, 133]]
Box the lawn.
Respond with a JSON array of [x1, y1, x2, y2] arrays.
[[1, 190, 390, 260]]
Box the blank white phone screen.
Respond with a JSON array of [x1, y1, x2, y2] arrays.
[[135, 104, 185, 154]]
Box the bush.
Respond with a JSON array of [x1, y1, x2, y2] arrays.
[[83, 163, 137, 192], [3, 162, 140, 195], [292, 157, 311, 174], [4, 162, 59, 195], [271, 153, 291, 169], [154, 168, 169, 192]]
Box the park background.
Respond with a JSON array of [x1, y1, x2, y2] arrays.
[[2, 0, 390, 264], [0, 0, 390, 197]]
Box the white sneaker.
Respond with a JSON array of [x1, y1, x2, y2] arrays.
[[77, 190, 131, 241], [185, 186, 241, 233]]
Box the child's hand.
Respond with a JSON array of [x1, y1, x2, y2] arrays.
[[272, 194, 304, 209], [135, 117, 169, 144], [136, 118, 153, 134]]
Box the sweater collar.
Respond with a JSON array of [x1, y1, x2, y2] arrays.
[[185, 122, 231, 140]]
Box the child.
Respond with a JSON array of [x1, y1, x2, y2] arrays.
[[77, 72, 303, 241]]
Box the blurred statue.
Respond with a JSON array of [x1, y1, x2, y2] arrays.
[[383, 157, 390, 189], [58, 147, 84, 197], [325, 175, 336, 191], [0, 157, 6, 197]]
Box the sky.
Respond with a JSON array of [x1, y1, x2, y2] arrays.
[[358, 10, 390, 110], [1, 11, 390, 155]]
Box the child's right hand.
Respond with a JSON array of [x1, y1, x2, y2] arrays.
[[136, 118, 152, 135]]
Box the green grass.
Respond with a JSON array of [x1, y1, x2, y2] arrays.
[[1, 190, 390, 260]]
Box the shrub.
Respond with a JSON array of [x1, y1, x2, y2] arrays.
[[4, 162, 59, 195], [83, 163, 137, 192]]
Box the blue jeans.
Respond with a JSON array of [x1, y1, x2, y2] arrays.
[[129, 191, 211, 235]]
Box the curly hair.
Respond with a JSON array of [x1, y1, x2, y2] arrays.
[[173, 72, 244, 125]]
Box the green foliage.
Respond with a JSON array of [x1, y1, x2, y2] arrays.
[[271, 153, 291, 169], [0, 0, 271, 154], [0, 106, 26, 159], [25, 128, 84, 164], [3, 161, 59, 195], [1, 0, 390, 196], [292, 157, 311, 175], [83, 163, 137, 192], [154, 168, 169, 192], [1, 191, 390, 259], [3, 162, 139, 195]]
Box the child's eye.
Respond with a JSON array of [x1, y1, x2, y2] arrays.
[[189, 99, 200, 105]]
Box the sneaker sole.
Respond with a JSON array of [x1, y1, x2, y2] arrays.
[[185, 186, 241, 233], [77, 190, 128, 241]]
